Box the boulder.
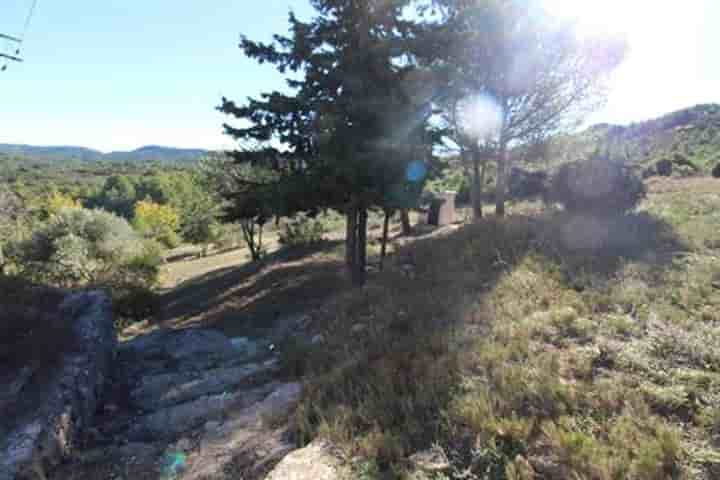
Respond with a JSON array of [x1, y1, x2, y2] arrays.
[[266, 441, 344, 480], [0, 291, 115, 480]]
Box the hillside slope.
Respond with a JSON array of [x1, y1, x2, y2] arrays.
[[559, 104, 720, 174], [287, 178, 720, 478]]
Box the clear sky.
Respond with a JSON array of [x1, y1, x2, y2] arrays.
[[1, 0, 718, 152]]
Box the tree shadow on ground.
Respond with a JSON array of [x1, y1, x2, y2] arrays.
[[154, 209, 689, 477], [155, 240, 346, 337], [289, 209, 690, 475]]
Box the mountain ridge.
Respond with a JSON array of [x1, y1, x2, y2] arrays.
[[0, 143, 210, 163], [560, 103, 720, 174]]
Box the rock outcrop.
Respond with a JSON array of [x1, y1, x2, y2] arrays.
[[0, 291, 115, 480], [266, 441, 345, 480], [50, 327, 304, 479]]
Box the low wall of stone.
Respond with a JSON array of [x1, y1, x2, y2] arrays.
[[0, 291, 115, 480]]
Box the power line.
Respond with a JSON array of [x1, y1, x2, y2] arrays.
[[21, 0, 39, 41], [0, 33, 21, 43], [1, 0, 39, 71]]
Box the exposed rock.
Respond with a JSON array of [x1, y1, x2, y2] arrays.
[[129, 359, 278, 411], [126, 382, 280, 441], [0, 366, 33, 412], [118, 328, 251, 378], [204, 420, 221, 431], [409, 446, 450, 473], [173, 438, 192, 452], [266, 441, 344, 480], [351, 323, 367, 335], [46, 323, 308, 480], [182, 382, 303, 479], [0, 291, 115, 480]]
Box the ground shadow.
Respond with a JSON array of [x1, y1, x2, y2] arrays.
[[285, 209, 690, 473], [155, 240, 346, 337]]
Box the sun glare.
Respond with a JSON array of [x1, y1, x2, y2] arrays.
[[543, 0, 638, 37]]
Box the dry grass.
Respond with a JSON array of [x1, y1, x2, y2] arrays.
[[288, 179, 720, 479]]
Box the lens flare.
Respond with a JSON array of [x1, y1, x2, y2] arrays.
[[457, 94, 503, 140], [406, 160, 427, 183], [161, 452, 188, 479]]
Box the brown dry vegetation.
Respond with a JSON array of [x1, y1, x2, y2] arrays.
[[278, 178, 720, 479]]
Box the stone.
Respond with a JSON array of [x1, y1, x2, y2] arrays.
[[126, 382, 280, 441], [174, 438, 192, 452], [182, 383, 304, 479], [311, 334, 325, 345], [118, 328, 246, 378], [409, 446, 450, 473], [0, 291, 116, 480], [437, 191, 456, 226], [230, 336, 260, 358], [351, 323, 367, 335], [266, 441, 344, 480], [129, 360, 279, 412], [427, 191, 456, 226], [0, 366, 33, 411], [203, 420, 222, 432]]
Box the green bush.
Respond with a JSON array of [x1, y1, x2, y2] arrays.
[[278, 213, 326, 247], [713, 163, 720, 178], [10, 207, 160, 289], [550, 153, 646, 216]]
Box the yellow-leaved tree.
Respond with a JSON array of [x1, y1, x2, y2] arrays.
[[132, 200, 181, 248], [45, 191, 81, 217]]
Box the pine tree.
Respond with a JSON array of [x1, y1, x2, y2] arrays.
[[220, 0, 436, 285]]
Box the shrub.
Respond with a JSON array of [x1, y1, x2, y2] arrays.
[[713, 163, 720, 179], [278, 213, 326, 247], [132, 200, 181, 248], [10, 207, 155, 288], [508, 167, 548, 199], [45, 191, 81, 217], [549, 154, 646, 216]]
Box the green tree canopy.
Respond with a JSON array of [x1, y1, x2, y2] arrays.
[[219, 0, 438, 285]]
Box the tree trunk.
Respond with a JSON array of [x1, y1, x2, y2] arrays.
[[495, 145, 508, 217], [356, 208, 367, 286], [400, 209, 411, 236], [241, 220, 261, 261], [257, 223, 264, 256], [379, 209, 391, 271], [346, 206, 365, 287], [471, 148, 483, 220], [346, 208, 357, 269]]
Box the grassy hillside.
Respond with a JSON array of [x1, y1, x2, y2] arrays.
[[558, 104, 720, 175], [287, 178, 720, 479]]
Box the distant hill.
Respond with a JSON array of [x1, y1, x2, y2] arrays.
[[0, 144, 104, 162], [104, 145, 209, 163], [559, 103, 720, 175], [0, 144, 210, 164]]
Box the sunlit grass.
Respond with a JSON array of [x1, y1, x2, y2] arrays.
[[289, 178, 720, 478]]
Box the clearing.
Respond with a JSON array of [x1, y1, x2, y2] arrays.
[[52, 178, 720, 479]]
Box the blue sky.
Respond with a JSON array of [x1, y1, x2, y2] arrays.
[[1, 0, 719, 152]]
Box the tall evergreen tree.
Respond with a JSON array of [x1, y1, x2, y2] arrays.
[[220, 0, 436, 285]]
